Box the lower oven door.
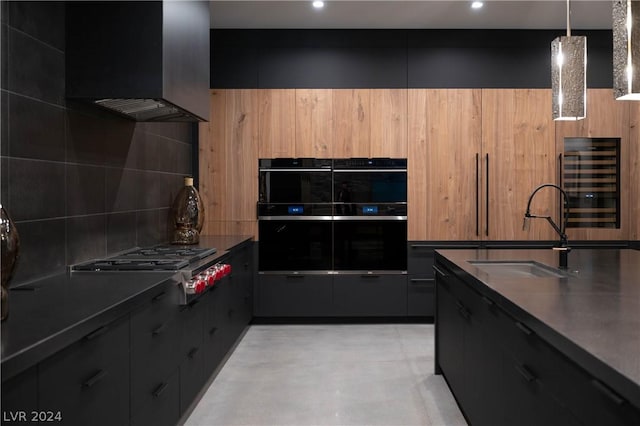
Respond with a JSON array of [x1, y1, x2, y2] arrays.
[[333, 219, 407, 271], [259, 220, 332, 271]]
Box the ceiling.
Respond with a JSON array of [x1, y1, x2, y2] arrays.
[[209, 0, 613, 30]]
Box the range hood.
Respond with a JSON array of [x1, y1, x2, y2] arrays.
[[66, 1, 209, 122]]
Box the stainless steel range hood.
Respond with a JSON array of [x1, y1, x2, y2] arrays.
[[66, 1, 209, 122]]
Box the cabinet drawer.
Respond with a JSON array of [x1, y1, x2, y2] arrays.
[[202, 285, 228, 376], [1, 367, 38, 425], [130, 370, 179, 426], [407, 243, 435, 276], [179, 343, 205, 414], [130, 286, 180, 415], [257, 274, 333, 317], [179, 299, 204, 357], [38, 316, 130, 426], [333, 274, 407, 317], [407, 276, 434, 317]]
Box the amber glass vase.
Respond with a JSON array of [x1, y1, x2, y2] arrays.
[[171, 177, 204, 244], [1, 204, 20, 321]]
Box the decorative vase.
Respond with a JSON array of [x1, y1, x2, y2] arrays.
[[1, 204, 20, 321], [171, 177, 204, 245]]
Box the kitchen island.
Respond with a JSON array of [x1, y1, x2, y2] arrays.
[[434, 248, 640, 426]]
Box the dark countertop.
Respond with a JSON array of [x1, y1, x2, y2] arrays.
[[435, 248, 640, 406], [0, 235, 253, 381]]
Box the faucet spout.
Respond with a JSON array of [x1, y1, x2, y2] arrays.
[[523, 184, 571, 269]]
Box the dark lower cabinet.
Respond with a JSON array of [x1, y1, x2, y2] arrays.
[[435, 257, 640, 426], [178, 299, 205, 414], [130, 370, 180, 426], [0, 240, 255, 426], [257, 274, 333, 317], [333, 274, 407, 317], [407, 277, 434, 316], [1, 367, 38, 425], [38, 316, 130, 426]]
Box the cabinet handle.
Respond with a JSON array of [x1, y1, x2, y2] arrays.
[[208, 326, 218, 336], [515, 321, 533, 336], [152, 291, 167, 302], [228, 309, 234, 318], [410, 244, 432, 249], [82, 369, 107, 388], [456, 301, 470, 320], [516, 364, 536, 382], [152, 322, 167, 337], [188, 347, 200, 359], [485, 153, 489, 237], [481, 296, 494, 306], [475, 152, 480, 237], [432, 265, 447, 278], [152, 382, 169, 398], [409, 278, 434, 284], [591, 379, 626, 405], [84, 325, 109, 341]]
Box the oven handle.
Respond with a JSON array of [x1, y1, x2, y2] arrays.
[[259, 168, 332, 172], [333, 216, 407, 221], [258, 216, 333, 221]]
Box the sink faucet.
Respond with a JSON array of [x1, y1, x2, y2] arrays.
[[523, 184, 571, 269]]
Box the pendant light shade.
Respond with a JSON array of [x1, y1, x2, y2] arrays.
[[613, 0, 640, 100], [551, 0, 587, 120]]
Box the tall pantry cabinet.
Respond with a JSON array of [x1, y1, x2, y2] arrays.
[[408, 88, 557, 242]]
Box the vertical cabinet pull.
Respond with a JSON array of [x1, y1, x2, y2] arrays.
[[84, 325, 109, 341], [432, 265, 447, 278], [208, 326, 218, 336], [152, 322, 167, 337], [485, 153, 489, 237], [188, 347, 200, 359], [475, 153, 480, 236], [152, 291, 167, 302], [515, 321, 533, 336]]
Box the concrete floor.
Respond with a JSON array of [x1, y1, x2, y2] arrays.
[[185, 324, 467, 426]]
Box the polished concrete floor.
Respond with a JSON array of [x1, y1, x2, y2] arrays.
[[185, 324, 467, 426]]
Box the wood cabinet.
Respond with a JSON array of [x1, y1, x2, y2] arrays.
[[631, 102, 640, 241], [555, 89, 631, 241], [333, 89, 371, 157], [408, 89, 481, 240], [296, 89, 333, 158], [482, 89, 557, 241], [258, 89, 296, 158]]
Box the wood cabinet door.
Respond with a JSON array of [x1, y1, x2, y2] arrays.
[[370, 89, 407, 157], [482, 89, 557, 241], [333, 89, 371, 157], [555, 89, 631, 241], [408, 89, 481, 240], [258, 89, 295, 158], [631, 102, 640, 241], [295, 89, 333, 158], [200, 89, 258, 237]]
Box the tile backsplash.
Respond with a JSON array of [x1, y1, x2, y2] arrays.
[[0, 1, 195, 285]]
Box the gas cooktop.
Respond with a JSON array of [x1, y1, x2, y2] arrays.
[[71, 245, 217, 272]]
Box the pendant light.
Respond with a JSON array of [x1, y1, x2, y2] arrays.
[[613, 0, 640, 100], [551, 0, 587, 120]]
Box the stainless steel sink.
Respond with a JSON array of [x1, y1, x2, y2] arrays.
[[468, 260, 565, 278]]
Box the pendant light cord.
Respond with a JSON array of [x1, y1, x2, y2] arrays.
[[566, 0, 571, 37]]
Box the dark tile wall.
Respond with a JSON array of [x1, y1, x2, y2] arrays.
[[0, 1, 195, 286]]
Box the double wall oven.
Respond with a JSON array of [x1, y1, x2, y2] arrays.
[[258, 158, 407, 273]]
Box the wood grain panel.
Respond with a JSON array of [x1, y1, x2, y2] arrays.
[[407, 89, 428, 240], [555, 89, 630, 241], [482, 89, 556, 241], [199, 89, 227, 224], [295, 89, 333, 158], [370, 89, 407, 157], [629, 102, 639, 241], [225, 90, 258, 222], [408, 89, 482, 241], [333, 89, 371, 158], [258, 89, 295, 158], [202, 221, 258, 240]]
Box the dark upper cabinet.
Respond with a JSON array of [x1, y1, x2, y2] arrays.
[[66, 1, 209, 122]]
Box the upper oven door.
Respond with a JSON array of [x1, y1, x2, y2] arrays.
[[333, 158, 407, 217], [259, 158, 332, 204]]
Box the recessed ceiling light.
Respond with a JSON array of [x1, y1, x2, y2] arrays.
[[313, 1, 324, 9], [471, 1, 484, 9]]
